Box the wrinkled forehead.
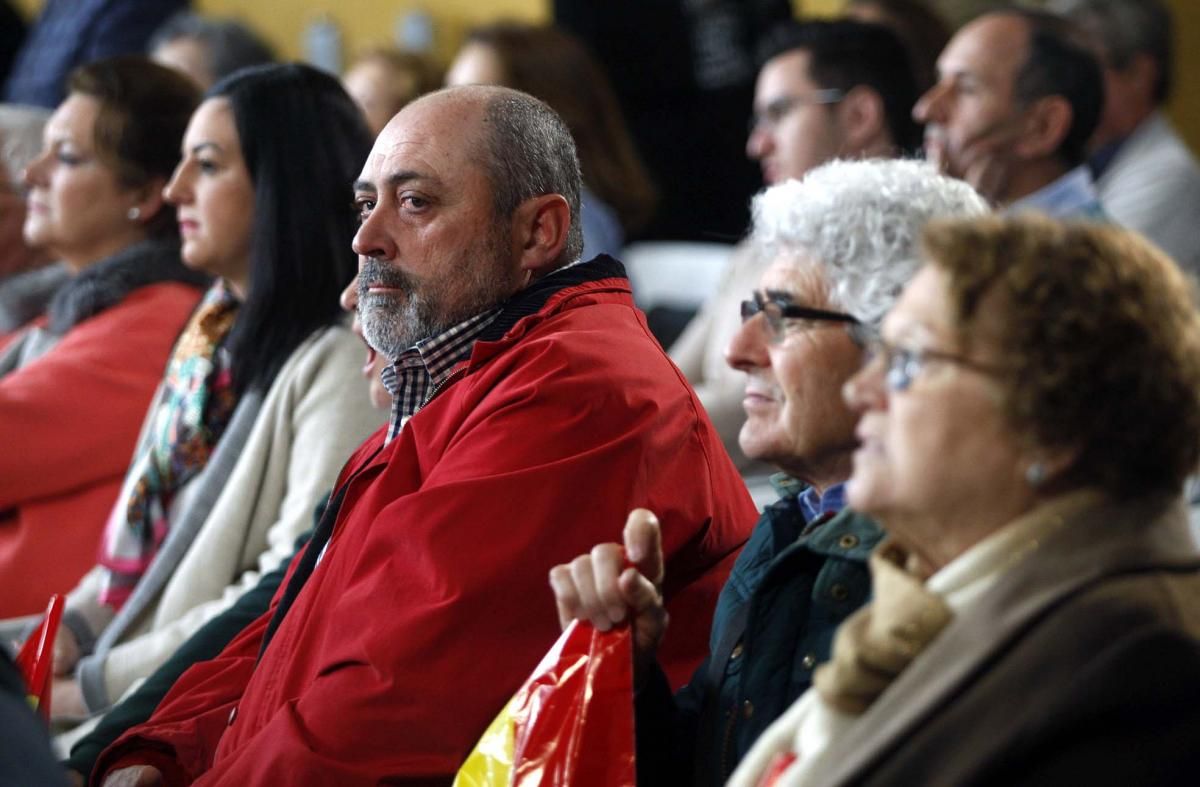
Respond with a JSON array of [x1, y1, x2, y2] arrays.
[[756, 251, 832, 307], [357, 95, 487, 187], [938, 13, 1030, 86]]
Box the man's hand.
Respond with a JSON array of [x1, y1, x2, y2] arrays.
[[102, 766, 163, 787], [548, 509, 669, 685], [50, 676, 87, 721]]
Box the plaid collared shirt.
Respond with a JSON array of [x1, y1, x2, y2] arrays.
[[380, 308, 501, 443]]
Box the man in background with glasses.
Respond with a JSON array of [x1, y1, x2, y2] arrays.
[[551, 159, 988, 787], [671, 20, 921, 492]]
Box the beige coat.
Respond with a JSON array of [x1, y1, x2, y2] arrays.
[[777, 493, 1200, 786], [65, 324, 385, 711]]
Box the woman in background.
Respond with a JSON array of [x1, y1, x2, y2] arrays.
[[342, 47, 441, 137], [23, 63, 384, 731], [446, 22, 657, 258], [0, 57, 205, 617], [147, 11, 275, 91]]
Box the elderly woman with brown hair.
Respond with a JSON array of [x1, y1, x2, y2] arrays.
[[730, 214, 1200, 786], [0, 57, 206, 618]]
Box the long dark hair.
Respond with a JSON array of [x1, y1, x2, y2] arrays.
[[207, 63, 373, 394]]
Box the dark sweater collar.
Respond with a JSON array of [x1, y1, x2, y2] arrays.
[[46, 238, 210, 335], [477, 254, 627, 343]]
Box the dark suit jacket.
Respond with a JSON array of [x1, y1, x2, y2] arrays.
[[812, 493, 1200, 787]]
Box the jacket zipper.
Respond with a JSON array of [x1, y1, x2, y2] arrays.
[[719, 704, 738, 782], [419, 366, 467, 410]]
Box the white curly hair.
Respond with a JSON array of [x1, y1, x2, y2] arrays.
[[750, 158, 990, 328]]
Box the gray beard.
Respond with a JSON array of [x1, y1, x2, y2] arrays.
[[357, 244, 514, 360], [357, 261, 438, 358]]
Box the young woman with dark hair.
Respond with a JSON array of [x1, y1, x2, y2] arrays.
[[9, 63, 385, 731]]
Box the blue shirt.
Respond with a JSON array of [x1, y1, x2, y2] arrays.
[[1009, 165, 1106, 220], [797, 481, 847, 525], [580, 188, 625, 261]]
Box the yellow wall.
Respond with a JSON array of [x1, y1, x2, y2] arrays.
[[194, 0, 545, 65], [1167, 0, 1200, 152], [9, 0, 1198, 150]]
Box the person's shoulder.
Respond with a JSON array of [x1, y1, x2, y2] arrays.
[[267, 322, 372, 397], [1065, 562, 1200, 632], [289, 321, 360, 361], [1106, 115, 1200, 186]]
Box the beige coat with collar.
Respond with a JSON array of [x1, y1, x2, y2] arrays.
[[792, 493, 1200, 787]]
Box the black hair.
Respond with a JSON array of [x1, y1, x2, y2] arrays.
[[207, 63, 373, 394], [149, 12, 276, 85], [481, 89, 584, 267], [757, 20, 922, 154], [1007, 8, 1105, 168]]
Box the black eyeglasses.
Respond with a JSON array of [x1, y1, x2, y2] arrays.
[[740, 292, 861, 343], [864, 337, 1007, 391], [748, 89, 846, 134]]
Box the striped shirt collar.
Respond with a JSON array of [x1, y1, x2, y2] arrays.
[[380, 307, 501, 442]]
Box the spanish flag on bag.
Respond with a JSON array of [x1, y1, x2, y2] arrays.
[[454, 620, 636, 787]]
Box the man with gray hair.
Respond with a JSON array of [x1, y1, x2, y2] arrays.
[[94, 85, 756, 786], [551, 158, 988, 787], [1049, 0, 1200, 275]]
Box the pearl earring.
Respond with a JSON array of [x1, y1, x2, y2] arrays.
[[127, 207, 141, 221], [1025, 462, 1047, 487]]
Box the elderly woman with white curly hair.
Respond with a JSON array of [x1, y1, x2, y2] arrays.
[[548, 158, 988, 787]]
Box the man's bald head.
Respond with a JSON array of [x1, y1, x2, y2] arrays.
[[390, 85, 584, 267]]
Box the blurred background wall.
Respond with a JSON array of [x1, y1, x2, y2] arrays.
[[9, 0, 1197, 150]]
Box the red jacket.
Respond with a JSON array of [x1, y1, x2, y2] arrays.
[[0, 282, 202, 617], [97, 260, 757, 785]]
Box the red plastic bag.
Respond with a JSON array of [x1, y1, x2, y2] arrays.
[[15, 593, 64, 721], [454, 620, 636, 786]]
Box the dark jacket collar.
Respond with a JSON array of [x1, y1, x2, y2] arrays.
[[476, 255, 627, 344]]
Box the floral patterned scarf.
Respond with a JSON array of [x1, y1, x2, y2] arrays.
[[97, 281, 240, 609]]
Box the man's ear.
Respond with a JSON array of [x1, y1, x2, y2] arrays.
[[835, 85, 887, 155], [127, 175, 169, 226], [511, 193, 571, 281], [1013, 96, 1073, 161]]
